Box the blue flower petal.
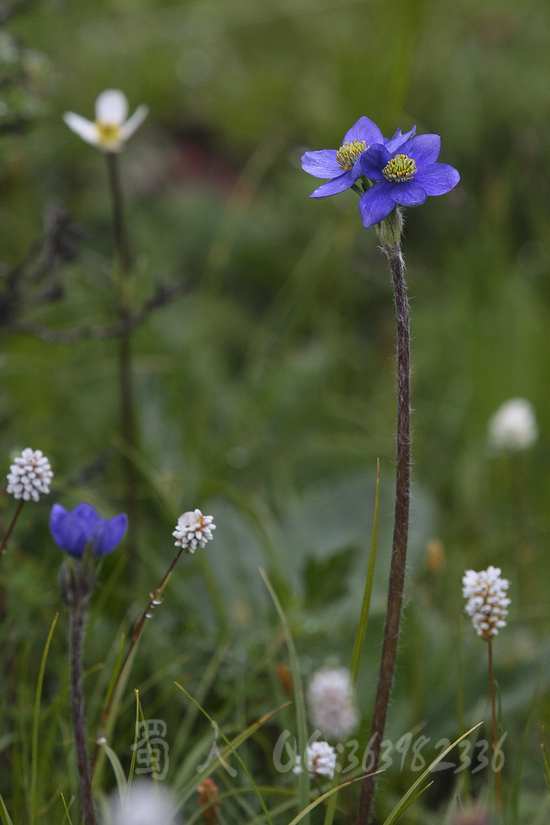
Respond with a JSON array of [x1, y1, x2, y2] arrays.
[[310, 169, 358, 198], [301, 149, 342, 179], [414, 163, 460, 195], [343, 116, 384, 145], [386, 125, 416, 153], [360, 144, 391, 179], [94, 513, 128, 556], [50, 503, 88, 557], [399, 134, 441, 168], [50, 502, 127, 558], [358, 182, 396, 228], [392, 181, 428, 207]]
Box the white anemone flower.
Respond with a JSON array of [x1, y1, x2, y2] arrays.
[[63, 89, 148, 152]]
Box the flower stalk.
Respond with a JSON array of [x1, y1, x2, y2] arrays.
[[105, 151, 138, 555], [488, 639, 503, 814], [358, 209, 411, 825], [69, 593, 97, 825], [0, 499, 24, 559]]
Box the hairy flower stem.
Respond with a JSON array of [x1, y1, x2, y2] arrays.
[[105, 152, 138, 555], [358, 211, 411, 825], [70, 603, 97, 825], [488, 640, 503, 814]]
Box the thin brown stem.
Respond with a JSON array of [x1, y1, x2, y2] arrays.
[[358, 234, 411, 825], [0, 499, 25, 559], [488, 639, 503, 814]]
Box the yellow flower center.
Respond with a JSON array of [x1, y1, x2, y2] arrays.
[[96, 121, 120, 144], [382, 154, 417, 183], [336, 140, 367, 171]]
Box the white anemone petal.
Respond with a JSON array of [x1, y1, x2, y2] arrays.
[[95, 89, 128, 125], [63, 112, 101, 147]]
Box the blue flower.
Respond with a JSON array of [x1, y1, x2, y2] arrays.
[[301, 117, 416, 198], [358, 133, 460, 228], [50, 502, 127, 558]]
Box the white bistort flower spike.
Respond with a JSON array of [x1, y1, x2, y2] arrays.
[[293, 741, 337, 780], [63, 89, 148, 152], [462, 565, 510, 641], [488, 398, 538, 452], [105, 780, 180, 825], [6, 448, 53, 502], [307, 667, 359, 740], [173, 509, 216, 554]]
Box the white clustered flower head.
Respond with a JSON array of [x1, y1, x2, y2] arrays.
[[172, 508, 216, 554], [293, 741, 337, 780], [105, 780, 180, 825], [462, 565, 511, 641], [488, 398, 538, 452], [63, 89, 148, 152], [307, 668, 359, 740], [6, 448, 53, 502]]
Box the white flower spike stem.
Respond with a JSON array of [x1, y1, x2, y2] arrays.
[[462, 565, 510, 814], [2, 448, 54, 559], [63, 89, 148, 153], [90, 509, 216, 777]]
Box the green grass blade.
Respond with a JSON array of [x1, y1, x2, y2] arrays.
[[175, 680, 287, 825], [349, 459, 380, 686], [97, 739, 128, 795], [260, 568, 310, 823], [30, 611, 59, 825], [0, 791, 14, 825], [323, 465, 381, 825], [288, 774, 368, 825], [381, 723, 482, 825]]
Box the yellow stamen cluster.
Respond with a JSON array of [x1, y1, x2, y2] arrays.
[[382, 154, 417, 183], [336, 140, 367, 171], [96, 121, 120, 143]]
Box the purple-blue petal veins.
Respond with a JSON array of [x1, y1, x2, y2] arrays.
[[414, 163, 460, 195], [50, 502, 127, 558]]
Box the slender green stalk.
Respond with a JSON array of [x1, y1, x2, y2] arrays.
[[70, 603, 97, 825], [358, 210, 411, 825], [350, 459, 380, 687], [488, 639, 503, 814], [30, 613, 59, 825], [105, 152, 138, 554]]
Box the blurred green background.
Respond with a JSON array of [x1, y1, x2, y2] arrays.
[[1, 0, 550, 821]]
